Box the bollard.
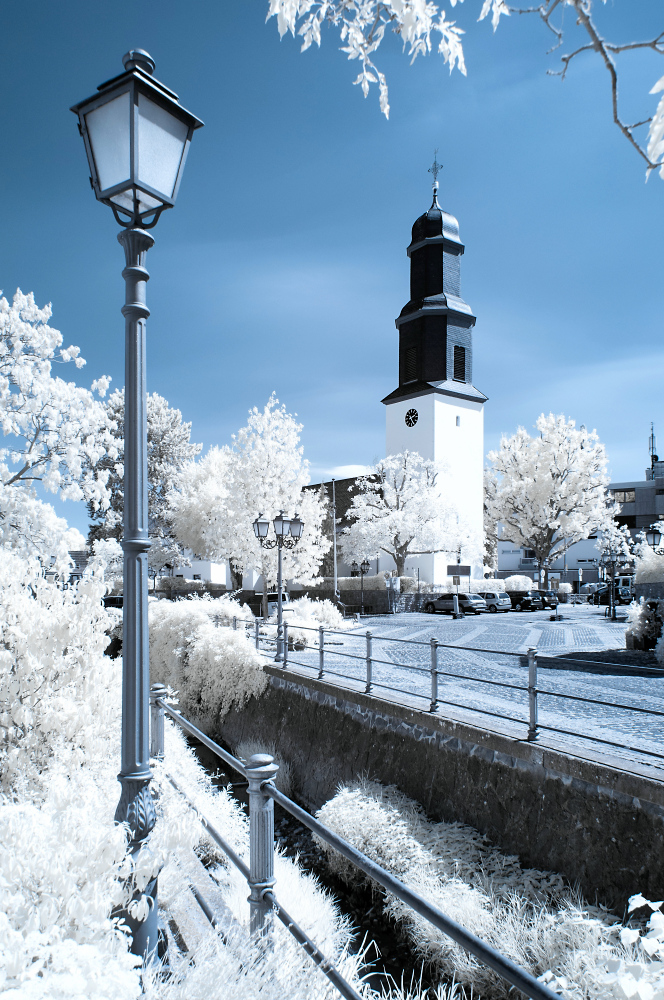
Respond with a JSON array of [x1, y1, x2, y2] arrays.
[[453, 594, 460, 618], [318, 625, 325, 679], [245, 753, 279, 938], [365, 631, 373, 694], [282, 623, 289, 668], [429, 639, 439, 712], [232, 616, 237, 631], [527, 647, 538, 741], [255, 618, 260, 651], [150, 683, 168, 760]]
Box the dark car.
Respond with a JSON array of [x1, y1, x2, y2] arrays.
[[477, 591, 512, 613], [103, 594, 123, 609], [424, 593, 487, 616], [537, 590, 559, 610], [506, 590, 544, 612], [591, 585, 631, 607]]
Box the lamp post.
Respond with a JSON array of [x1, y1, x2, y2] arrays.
[[646, 526, 662, 550], [600, 547, 618, 621], [253, 512, 304, 661], [71, 50, 203, 962], [351, 559, 371, 615]]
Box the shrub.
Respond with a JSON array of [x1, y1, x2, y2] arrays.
[[503, 574, 535, 592], [316, 780, 634, 1000], [149, 597, 267, 725]]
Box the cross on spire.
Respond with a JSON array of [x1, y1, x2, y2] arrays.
[[428, 150, 443, 187]]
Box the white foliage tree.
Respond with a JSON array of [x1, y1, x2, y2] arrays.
[[342, 451, 464, 576], [87, 388, 201, 574], [0, 289, 114, 564], [267, 1, 664, 177], [169, 395, 330, 611], [487, 413, 615, 586]]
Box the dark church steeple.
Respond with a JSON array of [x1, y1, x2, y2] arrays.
[[382, 166, 486, 406]]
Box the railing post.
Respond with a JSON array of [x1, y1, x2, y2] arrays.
[[282, 623, 289, 668], [150, 683, 167, 760], [318, 626, 325, 679], [245, 753, 279, 938], [365, 630, 373, 694], [232, 615, 237, 631], [527, 647, 538, 741], [429, 639, 439, 712], [255, 617, 260, 651]]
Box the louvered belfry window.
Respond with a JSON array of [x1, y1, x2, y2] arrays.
[[453, 345, 466, 382], [404, 346, 418, 382]]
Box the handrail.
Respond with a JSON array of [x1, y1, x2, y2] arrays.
[[154, 693, 561, 1000], [219, 615, 663, 763]]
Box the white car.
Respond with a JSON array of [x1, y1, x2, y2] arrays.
[[266, 592, 293, 616]]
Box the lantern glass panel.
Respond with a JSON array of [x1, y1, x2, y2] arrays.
[[137, 94, 189, 198], [274, 513, 289, 537], [85, 92, 130, 191], [289, 515, 303, 539]]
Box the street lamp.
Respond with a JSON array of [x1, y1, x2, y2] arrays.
[[253, 512, 304, 661], [646, 526, 662, 549], [351, 559, 371, 615], [71, 51, 203, 963], [599, 546, 618, 621]]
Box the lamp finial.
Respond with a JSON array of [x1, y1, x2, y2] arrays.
[[123, 49, 155, 75]]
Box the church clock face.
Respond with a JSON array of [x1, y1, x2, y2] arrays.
[[405, 408, 418, 427]]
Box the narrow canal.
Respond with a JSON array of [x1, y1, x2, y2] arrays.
[[189, 735, 440, 996]]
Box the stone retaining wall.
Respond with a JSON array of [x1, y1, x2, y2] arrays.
[[216, 667, 664, 908]]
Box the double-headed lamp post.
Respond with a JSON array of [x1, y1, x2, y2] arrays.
[[71, 50, 203, 962], [351, 559, 371, 615], [253, 512, 304, 661]]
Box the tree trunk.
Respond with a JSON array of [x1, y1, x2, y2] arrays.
[[394, 551, 406, 576], [229, 558, 243, 592]]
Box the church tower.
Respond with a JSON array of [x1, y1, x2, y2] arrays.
[[382, 163, 487, 583]]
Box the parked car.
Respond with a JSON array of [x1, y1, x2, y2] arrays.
[[537, 590, 559, 610], [103, 594, 123, 609], [477, 591, 512, 613], [506, 590, 544, 612], [591, 584, 631, 607], [424, 593, 487, 615], [266, 592, 293, 616]]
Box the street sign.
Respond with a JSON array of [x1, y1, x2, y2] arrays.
[[551, 579, 560, 590], [452, 576, 460, 586], [447, 565, 470, 576]]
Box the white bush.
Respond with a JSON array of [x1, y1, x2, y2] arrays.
[[635, 544, 664, 584], [503, 574, 535, 592], [316, 780, 636, 999], [559, 582, 573, 594], [0, 548, 112, 793], [149, 597, 267, 725]]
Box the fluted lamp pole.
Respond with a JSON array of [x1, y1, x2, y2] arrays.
[[71, 50, 203, 962]]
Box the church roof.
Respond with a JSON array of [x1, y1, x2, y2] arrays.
[[381, 379, 488, 406], [409, 192, 463, 252]]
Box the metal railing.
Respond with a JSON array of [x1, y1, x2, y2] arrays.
[[225, 616, 664, 765], [150, 686, 561, 1000]]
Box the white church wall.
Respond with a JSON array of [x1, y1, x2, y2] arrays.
[[386, 392, 484, 584]]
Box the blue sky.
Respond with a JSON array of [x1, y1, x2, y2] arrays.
[[1, 1, 662, 536]]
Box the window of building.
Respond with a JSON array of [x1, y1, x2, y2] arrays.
[[614, 514, 636, 529], [613, 490, 636, 503], [657, 490, 664, 496], [404, 346, 417, 382], [523, 548, 535, 558], [456, 415, 460, 427], [453, 345, 465, 382], [193, 574, 201, 581]]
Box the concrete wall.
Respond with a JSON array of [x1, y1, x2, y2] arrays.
[[216, 668, 664, 909]]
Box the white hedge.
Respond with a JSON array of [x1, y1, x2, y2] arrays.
[[315, 779, 655, 1000]]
